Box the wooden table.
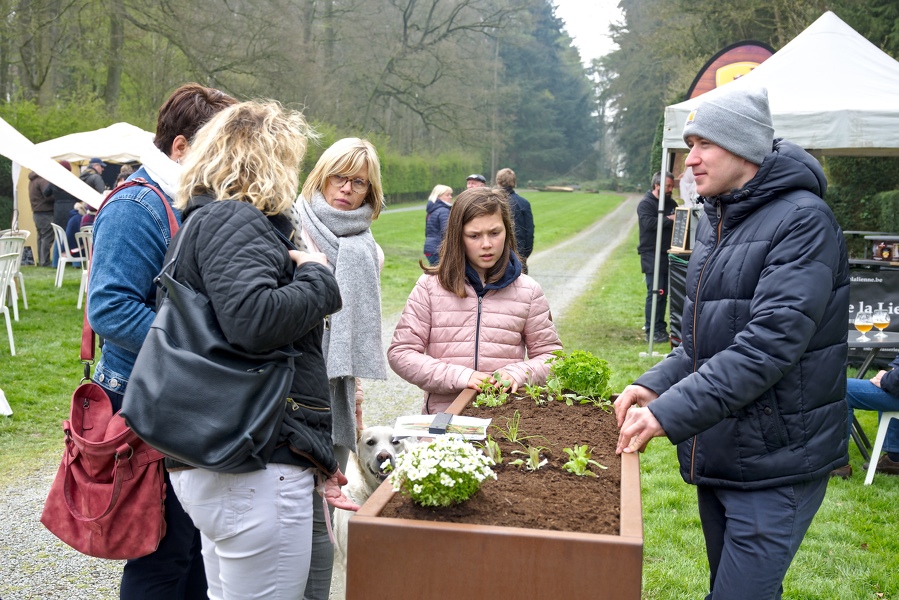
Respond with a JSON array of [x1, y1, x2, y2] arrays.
[[847, 330, 899, 460]]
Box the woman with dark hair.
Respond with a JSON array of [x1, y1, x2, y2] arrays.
[[168, 100, 355, 599], [87, 83, 236, 599], [388, 187, 562, 415]]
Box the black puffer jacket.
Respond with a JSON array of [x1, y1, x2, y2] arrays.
[[637, 139, 849, 489], [636, 190, 678, 274], [165, 197, 343, 474]]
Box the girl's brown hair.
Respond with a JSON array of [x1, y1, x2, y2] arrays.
[[424, 187, 516, 297]]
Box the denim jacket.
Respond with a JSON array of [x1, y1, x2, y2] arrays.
[[87, 167, 181, 395]]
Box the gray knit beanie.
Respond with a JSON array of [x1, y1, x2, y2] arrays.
[[682, 86, 774, 165]]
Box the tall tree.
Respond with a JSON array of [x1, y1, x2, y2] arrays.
[[497, 1, 597, 180]]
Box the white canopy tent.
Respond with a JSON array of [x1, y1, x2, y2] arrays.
[[3, 121, 154, 238], [648, 10, 899, 351]]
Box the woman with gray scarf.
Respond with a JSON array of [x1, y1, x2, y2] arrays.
[[294, 137, 386, 599]]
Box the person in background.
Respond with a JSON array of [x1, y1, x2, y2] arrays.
[[423, 184, 453, 265], [294, 137, 387, 599], [44, 160, 78, 230], [115, 164, 135, 187], [88, 82, 236, 600], [389, 186, 562, 415], [168, 99, 356, 600], [637, 171, 677, 344], [844, 362, 899, 477], [495, 167, 534, 272], [615, 86, 848, 600], [466, 173, 487, 189], [81, 158, 107, 193], [680, 166, 699, 208], [28, 171, 54, 266]]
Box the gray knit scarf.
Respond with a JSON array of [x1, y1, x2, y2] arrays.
[[297, 192, 386, 380], [297, 193, 386, 451]]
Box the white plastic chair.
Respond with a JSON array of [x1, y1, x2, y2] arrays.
[[50, 223, 81, 288], [864, 412, 899, 484], [0, 230, 30, 319], [74, 230, 93, 309], [0, 253, 17, 355]]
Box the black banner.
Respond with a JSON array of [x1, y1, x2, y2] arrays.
[[849, 263, 899, 367]]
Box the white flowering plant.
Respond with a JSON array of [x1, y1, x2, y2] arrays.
[[391, 436, 496, 507]]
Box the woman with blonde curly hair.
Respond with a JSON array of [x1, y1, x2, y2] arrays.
[[166, 101, 357, 599]]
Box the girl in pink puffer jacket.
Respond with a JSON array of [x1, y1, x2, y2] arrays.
[[388, 187, 563, 414]]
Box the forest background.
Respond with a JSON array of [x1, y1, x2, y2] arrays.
[[1, 0, 899, 232]]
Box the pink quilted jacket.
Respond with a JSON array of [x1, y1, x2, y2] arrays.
[[388, 273, 563, 414]]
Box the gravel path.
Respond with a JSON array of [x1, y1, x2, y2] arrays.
[[0, 194, 637, 600]]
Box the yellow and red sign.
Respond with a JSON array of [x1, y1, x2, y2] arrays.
[[687, 42, 774, 99]]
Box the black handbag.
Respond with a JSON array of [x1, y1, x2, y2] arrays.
[[121, 213, 298, 473]]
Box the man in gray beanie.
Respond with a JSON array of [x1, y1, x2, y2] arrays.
[[615, 85, 850, 599]]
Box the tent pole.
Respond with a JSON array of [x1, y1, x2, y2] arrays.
[[647, 147, 670, 355]]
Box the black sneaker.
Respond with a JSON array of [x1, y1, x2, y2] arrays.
[[653, 331, 669, 344]]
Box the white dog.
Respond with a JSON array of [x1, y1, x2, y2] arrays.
[[330, 426, 412, 600]]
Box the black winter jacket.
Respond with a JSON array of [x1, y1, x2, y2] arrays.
[[164, 197, 343, 474], [637, 140, 849, 489], [504, 188, 534, 259], [636, 190, 678, 274], [423, 200, 451, 262]]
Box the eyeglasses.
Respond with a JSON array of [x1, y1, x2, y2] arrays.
[[328, 174, 369, 195]]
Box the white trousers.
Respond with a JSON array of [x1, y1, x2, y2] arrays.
[[170, 464, 314, 600]]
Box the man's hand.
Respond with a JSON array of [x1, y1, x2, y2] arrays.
[[613, 384, 659, 427], [322, 469, 360, 511], [616, 406, 666, 455], [871, 370, 887, 388]]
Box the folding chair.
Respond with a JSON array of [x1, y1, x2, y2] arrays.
[[50, 223, 81, 288], [0, 233, 29, 320], [75, 230, 93, 309], [0, 253, 17, 355]]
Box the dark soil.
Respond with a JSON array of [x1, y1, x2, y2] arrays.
[[379, 394, 622, 536]]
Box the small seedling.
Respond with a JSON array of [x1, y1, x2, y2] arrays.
[[544, 377, 564, 402], [562, 444, 608, 477], [472, 372, 512, 407], [510, 445, 548, 471], [522, 381, 547, 405], [490, 410, 544, 445], [475, 435, 503, 464]]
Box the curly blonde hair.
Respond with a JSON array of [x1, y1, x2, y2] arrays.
[[176, 100, 314, 215]]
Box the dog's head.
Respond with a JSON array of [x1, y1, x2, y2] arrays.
[[356, 426, 408, 485]]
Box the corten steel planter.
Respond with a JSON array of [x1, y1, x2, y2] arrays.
[[346, 389, 643, 600]]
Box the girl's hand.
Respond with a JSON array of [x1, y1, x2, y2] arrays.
[[467, 371, 493, 390], [466, 370, 518, 393]]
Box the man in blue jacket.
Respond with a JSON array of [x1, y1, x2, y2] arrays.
[[614, 86, 849, 600]]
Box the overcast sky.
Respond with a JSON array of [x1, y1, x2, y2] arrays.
[[553, 0, 623, 65]]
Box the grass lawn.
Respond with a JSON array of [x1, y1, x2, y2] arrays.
[[375, 190, 623, 314], [558, 227, 899, 599]]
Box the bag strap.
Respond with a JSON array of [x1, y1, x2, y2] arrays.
[[81, 179, 180, 370], [61, 439, 166, 522]]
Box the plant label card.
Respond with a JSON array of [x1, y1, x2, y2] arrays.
[[393, 414, 492, 440]]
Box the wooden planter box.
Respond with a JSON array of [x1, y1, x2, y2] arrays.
[[346, 390, 643, 600]]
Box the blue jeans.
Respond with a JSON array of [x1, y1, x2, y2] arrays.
[[697, 477, 828, 600], [846, 378, 899, 454]]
